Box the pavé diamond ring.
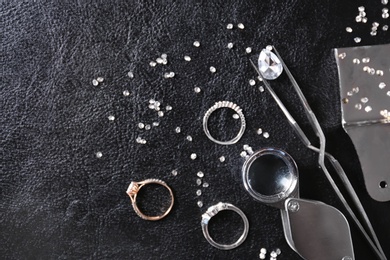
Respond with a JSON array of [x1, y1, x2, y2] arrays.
[[126, 179, 174, 221], [203, 101, 246, 145], [201, 202, 249, 250]]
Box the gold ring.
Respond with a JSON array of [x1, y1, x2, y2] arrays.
[[126, 179, 174, 221]]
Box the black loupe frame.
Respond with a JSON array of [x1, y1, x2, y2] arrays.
[[242, 148, 299, 207]]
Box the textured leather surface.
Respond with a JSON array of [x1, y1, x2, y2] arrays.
[[1, 1, 389, 259]]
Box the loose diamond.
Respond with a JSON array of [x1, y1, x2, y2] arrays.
[[202, 182, 209, 188], [352, 87, 359, 93], [237, 23, 245, 29], [263, 132, 270, 138], [193, 41, 200, 47], [240, 151, 248, 158], [196, 190, 202, 196], [232, 114, 239, 119], [97, 77, 104, 82], [365, 106, 372, 112], [338, 53, 346, 59], [354, 37, 361, 43], [346, 27, 353, 33], [145, 124, 151, 130], [196, 178, 202, 185], [379, 82, 386, 89], [258, 49, 283, 80], [175, 127, 181, 133], [96, 151, 103, 158], [383, 25, 389, 31], [210, 66, 216, 73], [153, 122, 159, 127], [197, 201, 203, 207], [259, 86, 265, 92], [123, 90, 130, 96], [257, 128, 263, 135], [194, 87, 201, 93], [172, 170, 178, 176], [246, 47, 252, 53], [127, 72, 134, 78], [158, 111, 164, 117], [197, 171, 204, 178], [383, 0, 389, 5], [149, 61, 157, 67], [219, 156, 225, 162], [156, 57, 164, 64], [387, 91, 390, 96], [355, 103, 362, 110], [363, 58, 370, 63], [361, 97, 369, 103], [227, 42, 234, 49], [186, 135, 193, 141], [138, 123, 145, 129], [353, 58, 360, 64], [166, 105, 172, 111], [191, 153, 197, 160], [184, 56, 191, 61], [377, 70, 384, 76], [108, 115, 115, 121], [92, 79, 99, 86], [249, 79, 256, 86], [227, 23, 233, 29]]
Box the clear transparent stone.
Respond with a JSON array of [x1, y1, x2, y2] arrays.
[[138, 123, 145, 129], [193, 41, 200, 47], [196, 190, 202, 196], [258, 49, 283, 80], [257, 128, 263, 135], [226, 23, 233, 29], [338, 53, 346, 59], [196, 178, 202, 185], [96, 151, 103, 158], [259, 86, 265, 92], [232, 114, 239, 119], [346, 27, 353, 33], [186, 135, 193, 141], [249, 79, 256, 86], [361, 97, 369, 103], [184, 56, 191, 61], [237, 23, 244, 29], [97, 77, 104, 82], [108, 115, 115, 121], [263, 132, 270, 138], [197, 171, 204, 178], [123, 90, 130, 96], [380, 83, 387, 89], [362, 57, 370, 63], [127, 72, 134, 78], [245, 47, 252, 53], [149, 61, 157, 67], [197, 201, 203, 207], [219, 156, 225, 162], [354, 37, 361, 43], [383, 25, 389, 31], [145, 124, 151, 130], [194, 87, 201, 93], [166, 105, 172, 111], [210, 66, 216, 73], [191, 153, 197, 160], [202, 182, 209, 188], [353, 58, 360, 64], [92, 79, 99, 86], [365, 106, 372, 112], [175, 127, 181, 133], [355, 103, 362, 110], [172, 170, 178, 176], [227, 42, 234, 49]]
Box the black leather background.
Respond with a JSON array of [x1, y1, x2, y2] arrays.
[[1, 1, 389, 259]]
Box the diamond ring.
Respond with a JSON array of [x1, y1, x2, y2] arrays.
[[203, 101, 246, 145], [126, 179, 174, 221], [201, 202, 249, 250]]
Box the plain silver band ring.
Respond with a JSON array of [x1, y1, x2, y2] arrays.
[[201, 202, 249, 250], [203, 101, 246, 145]]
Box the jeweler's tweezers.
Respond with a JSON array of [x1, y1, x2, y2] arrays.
[[250, 46, 386, 260]]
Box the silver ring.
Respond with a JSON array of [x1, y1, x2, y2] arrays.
[[203, 101, 246, 145], [201, 202, 249, 250]]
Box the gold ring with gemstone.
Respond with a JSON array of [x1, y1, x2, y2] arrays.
[[126, 179, 174, 221]]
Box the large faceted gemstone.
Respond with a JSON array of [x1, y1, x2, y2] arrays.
[[258, 49, 283, 80]]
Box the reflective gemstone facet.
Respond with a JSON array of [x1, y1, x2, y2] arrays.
[[258, 49, 283, 80]]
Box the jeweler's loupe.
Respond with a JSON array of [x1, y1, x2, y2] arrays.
[[242, 148, 298, 209], [242, 147, 355, 260]]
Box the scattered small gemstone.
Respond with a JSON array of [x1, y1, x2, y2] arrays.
[[196, 178, 202, 186], [354, 37, 361, 43], [379, 82, 386, 89], [123, 90, 130, 96], [249, 79, 256, 86], [243, 144, 250, 150], [353, 58, 360, 64], [210, 66, 216, 73], [259, 253, 266, 259], [370, 30, 377, 36], [138, 123, 145, 129], [191, 153, 197, 160], [226, 23, 233, 29], [172, 170, 178, 176], [193, 41, 200, 47], [369, 68, 376, 75], [175, 127, 181, 133], [194, 87, 201, 93], [383, 0, 389, 5], [92, 79, 99, 86], [376, 70, 384, 76], [387, 91, 390, 96], [363, 66, 370, 72], [197, 201, 203, 208], [346, 27, 353, 33], [258, 86, 265, 92], [219, 156, 225, 162], [186, 135, 193, 141], [152, 122, 159, 127], [127, 72, 134, 78], [227, 42, 234, 49], [383, 13, 389, 19], [184, 56, 191, 61], [232, 114, 239, 119], [356, 16, 362, 22], [347, 91, 353, 96], [202, 182, 209, 188], [97, 77, 104, 82], [240, 151, 248, 158], [257, 128, 263, 135], [352, 87, 359, 93], [246, 47, 252, 53], [358, 6, 365, 12], [196, 190, 202, 196], [263, 132, 270, 138], [149, 61, 157, 67], [108, 115, 115, 121], [275, 248, 281, 255], [156, 57, 164, 64], [355, 103, 362, 110], [362, 57, 370, 63], [197, 171, 204, 178], [361, 97, 369, 103], [362, 17, 368, 23], [158, 111, 164, 117], [237, 23, 244, 29], [338, 53, 346, 59], [383, 25, 389, 31], [145, 124, 151, 130], [365, 106, 372, 112], [260, 248, 267, 254], [270, 251, 277, 258], [96, 151, 103, 158], [166, 105, 172, 111]]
